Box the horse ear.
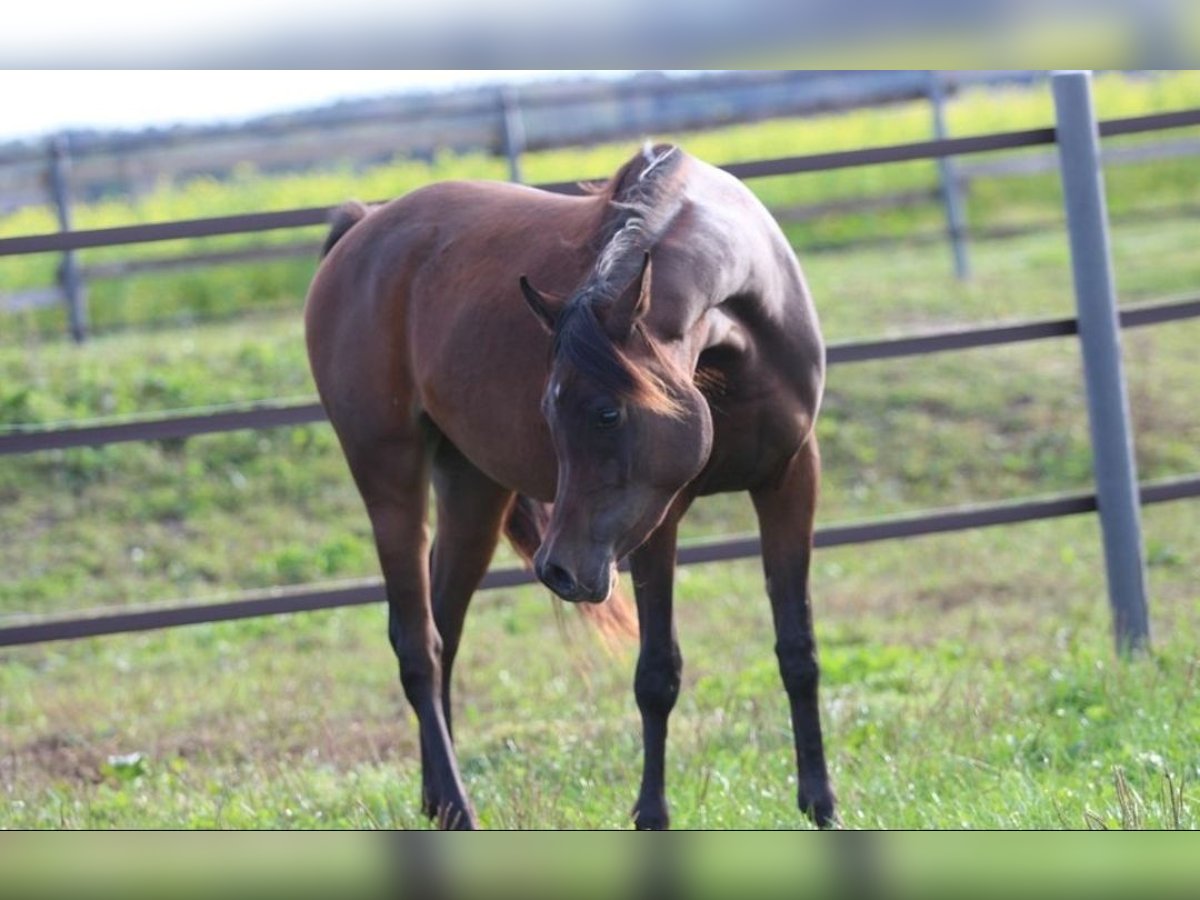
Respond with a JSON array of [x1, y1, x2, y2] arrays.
[[603, 251, 652, 339], [520, 275, 560, 333]]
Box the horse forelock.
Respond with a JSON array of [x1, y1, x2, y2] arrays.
[[552, 301, 682, 418], [547, 144, 688, 418]]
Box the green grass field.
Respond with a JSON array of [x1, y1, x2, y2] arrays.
[[1, 73, 1198, 829]]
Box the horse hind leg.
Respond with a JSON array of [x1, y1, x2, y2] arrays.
[[339, 419, 476, 829], [420, 440, 513, 820]]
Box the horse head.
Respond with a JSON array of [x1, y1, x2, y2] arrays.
[[520, 252, 713, 602]]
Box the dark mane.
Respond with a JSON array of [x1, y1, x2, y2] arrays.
[[551, 144, 687, 416]]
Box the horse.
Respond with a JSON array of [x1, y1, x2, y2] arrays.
[[304, 142, 835, 829]]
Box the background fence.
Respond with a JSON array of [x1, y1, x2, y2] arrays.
[[0, 71, 1032, 206], [1, 73, 1198, 651], [5, 70, 1197, 336]]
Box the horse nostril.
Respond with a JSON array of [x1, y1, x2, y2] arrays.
[[538, 561, 578, 599]]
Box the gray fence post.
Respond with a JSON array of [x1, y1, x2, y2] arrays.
[[1051, 70, 1150, 653], [500, 87, 526, 184], [929, 71, 970, 280], [49, 135, 88, 342]]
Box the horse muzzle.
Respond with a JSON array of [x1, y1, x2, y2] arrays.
[[534, 555, 615, 604]]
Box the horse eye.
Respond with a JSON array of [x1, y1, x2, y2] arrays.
[[594, 406, 622, 430]]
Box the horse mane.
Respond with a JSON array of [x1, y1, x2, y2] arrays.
[[552, 143, 687, 417]]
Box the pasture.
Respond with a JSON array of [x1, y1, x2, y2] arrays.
[[1, 72, 1198, 828]]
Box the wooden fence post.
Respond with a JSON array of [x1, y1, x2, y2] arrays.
[[49, 135, 88, 342], [500, 87, 526, 184], [929, 71, 971, 280], [1052, 70, 1150, 654]]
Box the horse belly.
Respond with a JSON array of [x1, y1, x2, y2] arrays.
[[434, 409, 558, 502]]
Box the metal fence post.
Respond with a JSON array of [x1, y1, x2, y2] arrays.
[[1051, 70, 1150, 653], [500, 87, 526, 184], [49, 135, 88, 342], [929, 71, 970, 280]]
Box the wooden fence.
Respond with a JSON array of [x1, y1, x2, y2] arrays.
[[5, 72, 1197, 335], [0, 71, 1025, 201], [1, 95, 1198, 650], [0, 70, 1092, 332]]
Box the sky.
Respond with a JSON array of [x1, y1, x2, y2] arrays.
[[0, 71, 634, 144]]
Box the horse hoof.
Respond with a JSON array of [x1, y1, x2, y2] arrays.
[[435, 803, 478, 830], [634, 816, 669, 830], [799, 788, 838, 829], [632, 803, 670, 830], [422, 790, 478, 829]]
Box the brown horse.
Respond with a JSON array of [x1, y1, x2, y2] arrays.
[[305, 143, 835, 829]]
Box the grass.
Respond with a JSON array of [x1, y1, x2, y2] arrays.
[[2, 506, 1197, 828], [1, 72, 1199, 829]]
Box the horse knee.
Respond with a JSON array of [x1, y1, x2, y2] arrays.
[[390, 613, 443, 705], [635, 647, 682, 717], [775, 642, 819, 698]]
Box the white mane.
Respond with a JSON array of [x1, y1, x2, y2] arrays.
[[592, 143, 682, 288]]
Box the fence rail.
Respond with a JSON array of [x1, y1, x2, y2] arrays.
[[2, 84, 1198, 649], [4, 109, 1199, 261], [3, 474, 1197, 649], [3, 295, 1199, 458], [2, 71, 1041, 198], [5, 105, 1200, 332], [0, 72, 954, 167]]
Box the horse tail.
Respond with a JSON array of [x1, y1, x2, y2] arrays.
[[503, 494, 639, 646], [321, 200, 371, 258]]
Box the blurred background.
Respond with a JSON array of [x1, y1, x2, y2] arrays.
[[3, 0, 1198, 66], [4, 69, 1198, 339]]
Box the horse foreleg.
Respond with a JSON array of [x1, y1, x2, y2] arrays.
[[629, 499, 689, 829], [750, 437, 838, 828], [420, 441, 513, 820]]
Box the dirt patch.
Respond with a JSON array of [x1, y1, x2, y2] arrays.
[[170, 733, 248, 765], [11, 732, 107, 784], [296, 718, 418, 767], [3, 715, 421, 791]]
